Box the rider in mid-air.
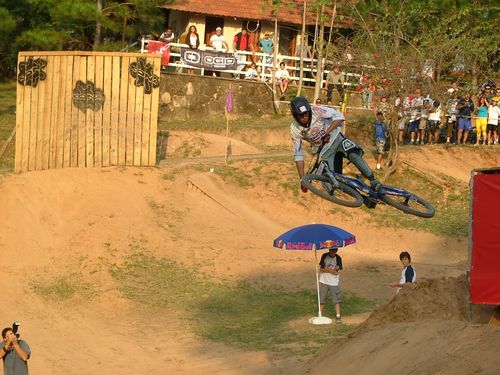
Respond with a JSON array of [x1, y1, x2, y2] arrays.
[[290, 96, 381, 195]]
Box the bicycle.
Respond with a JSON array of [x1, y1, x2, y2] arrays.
[[301, 142, 435, 218]]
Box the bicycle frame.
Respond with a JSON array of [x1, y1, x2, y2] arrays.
[[304, 138, 435, 217], [308, 141, 414, 203]]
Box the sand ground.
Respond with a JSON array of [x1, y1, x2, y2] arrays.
[[0, 131, 499, 374]]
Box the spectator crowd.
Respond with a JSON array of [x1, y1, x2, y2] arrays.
[[147, 25, 500, 136], [384, 83, 500, 146]]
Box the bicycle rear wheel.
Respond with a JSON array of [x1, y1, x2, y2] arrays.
[[380, 187, 435, 218], [302, 174, 363, 208]]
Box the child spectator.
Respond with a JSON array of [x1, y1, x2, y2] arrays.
[[487, 97, 500, 145], [276, 62, 290, 100], [244, 62, 259, 80], [374, 112, 388, 170], [389, 251, 416, 293]]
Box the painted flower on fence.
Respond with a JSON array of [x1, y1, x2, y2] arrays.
[[129, 58, 160, 94], [18, 57, 47, 87], [72, 80, 105, 113]]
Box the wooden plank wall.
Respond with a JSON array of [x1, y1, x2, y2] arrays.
[[15, 51, 161, 172]]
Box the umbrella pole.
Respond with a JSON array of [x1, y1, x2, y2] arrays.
[[314, 250, 322, 318], [308, 248, 332, 325]]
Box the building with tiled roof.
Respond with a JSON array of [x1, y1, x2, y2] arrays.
[[160, 0, 350, 55]]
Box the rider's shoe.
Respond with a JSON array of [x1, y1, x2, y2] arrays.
[[363, 195, 377, 209]]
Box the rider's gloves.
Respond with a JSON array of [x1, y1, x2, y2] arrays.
[[300, 179, 308, 193]]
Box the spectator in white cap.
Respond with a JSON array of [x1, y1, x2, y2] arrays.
[[210, 27, 228, 51]]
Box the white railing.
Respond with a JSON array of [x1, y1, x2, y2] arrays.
[[140, 38, 361, 88]]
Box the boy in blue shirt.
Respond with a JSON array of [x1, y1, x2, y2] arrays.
[[374, 112, 388, 170]]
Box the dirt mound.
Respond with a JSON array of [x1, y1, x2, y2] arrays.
[[361, 274, 468, 332], [307, 319, 500, 375], [306, 274, 500, 375]]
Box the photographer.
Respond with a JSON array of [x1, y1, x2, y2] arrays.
[[1, 324, 30, 375]]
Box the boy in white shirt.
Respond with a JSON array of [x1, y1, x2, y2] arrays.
[[390, 251, 416, 293]]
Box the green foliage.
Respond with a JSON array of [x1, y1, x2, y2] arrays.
[[0, 0, 171, 79], [110, 251, 375, 353], [15, 29, 65, 51], [345, 0, 499, 86], [0, 81, 16, 173]]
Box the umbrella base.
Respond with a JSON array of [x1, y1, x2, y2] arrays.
[[308, 316, 333, 325]]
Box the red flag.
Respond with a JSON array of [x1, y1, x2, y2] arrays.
[[147, 41, 171, 65]]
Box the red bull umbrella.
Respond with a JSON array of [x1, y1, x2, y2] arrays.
[[273, 223, 356, 325], [273, 223, 356, 250]]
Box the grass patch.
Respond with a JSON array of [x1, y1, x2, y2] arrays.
[[214, 164, 254, 188], [0, 81, 16, 173], [32, 273, 94, 302], [159, 113, 288, 132], [110, 251, 375, 354]]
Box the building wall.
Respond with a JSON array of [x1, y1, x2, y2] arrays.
[[158, 73, 276, 121], [167, 11, 294, 54]]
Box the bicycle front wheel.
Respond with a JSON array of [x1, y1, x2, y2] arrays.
[[302, 174, 363, 208], [380, 187, 435, 218]]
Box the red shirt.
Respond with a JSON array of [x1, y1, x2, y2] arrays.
[[234, 33, 250, 51]]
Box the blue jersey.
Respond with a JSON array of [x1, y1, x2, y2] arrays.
[[400, 265, 416, 284], [375, 120, 388, 141]]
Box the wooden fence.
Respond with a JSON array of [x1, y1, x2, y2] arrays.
[[15, 51, 161, 172]]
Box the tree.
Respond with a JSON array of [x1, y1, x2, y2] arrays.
[[0, 0, 169, 79], [334, 0, 499, 177]]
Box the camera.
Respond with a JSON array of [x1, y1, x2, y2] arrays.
[[12, 322, 20, 338]]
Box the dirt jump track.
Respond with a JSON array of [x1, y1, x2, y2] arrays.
[[0, 131, 499, 374]]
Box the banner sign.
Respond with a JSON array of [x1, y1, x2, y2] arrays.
[[181, 48, 237, 70], [147, 41, 170, 65]]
